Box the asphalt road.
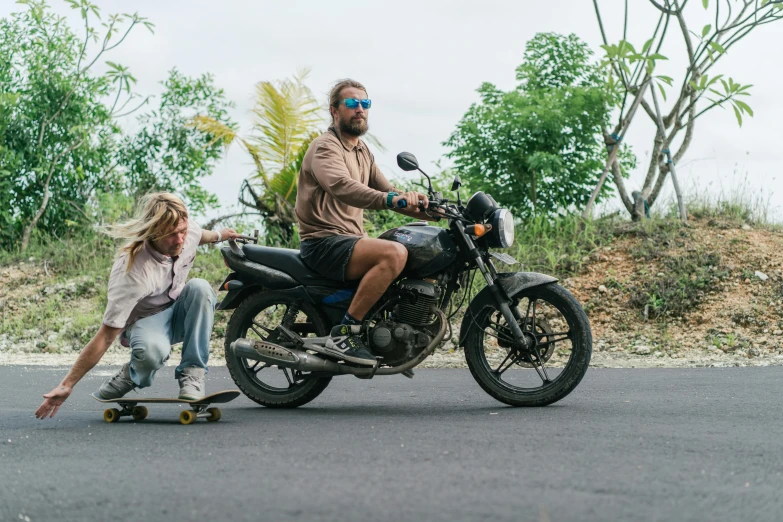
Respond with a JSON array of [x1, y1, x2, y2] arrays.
[[1, 366, 782, 522]]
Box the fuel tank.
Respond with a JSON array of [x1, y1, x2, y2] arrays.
[[378, 224, 458, 278]]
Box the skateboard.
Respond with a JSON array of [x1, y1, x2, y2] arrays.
[[91, 390, 241, 425]]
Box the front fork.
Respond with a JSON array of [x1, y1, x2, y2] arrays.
[[455, 222, 530, 349]]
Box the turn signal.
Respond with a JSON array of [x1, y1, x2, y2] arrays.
[[466, 224, 492, 237]]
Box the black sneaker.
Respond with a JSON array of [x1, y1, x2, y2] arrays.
[[323, 324, 378, 366]]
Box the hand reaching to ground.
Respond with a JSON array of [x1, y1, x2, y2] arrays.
[[35, 384, 72, 419]]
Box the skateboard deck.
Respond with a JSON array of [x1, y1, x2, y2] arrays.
[[92, 390, 240, 424]]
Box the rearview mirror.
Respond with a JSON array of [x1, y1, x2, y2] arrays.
[[396, 152, 419, 171], [451, 175, 462, 192]]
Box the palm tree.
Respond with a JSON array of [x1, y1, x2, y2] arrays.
[[192, 68, 320, 246]]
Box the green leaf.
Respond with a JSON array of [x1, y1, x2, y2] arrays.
[[702, 0, 709, 8], [656, 75, 673, 85], [642, 38, 654, 53], [733, 105, 743, 127], [689, 80, 700, 91], [706, 74, 723, 87], [728, 77, 738, 92], [734, 99, 753, 117], [709, 41, 726, 54], [699, 75, 708, 89], [702, 24, 712, 38], [647, 53, 668, 61], [657, 82, 667, 102]]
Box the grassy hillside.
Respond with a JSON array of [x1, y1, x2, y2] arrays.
[[2, 198, 781, 367]]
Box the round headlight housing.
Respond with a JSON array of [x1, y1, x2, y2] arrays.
[[487, 208, 514, 248], [465, 191, 499, 223]]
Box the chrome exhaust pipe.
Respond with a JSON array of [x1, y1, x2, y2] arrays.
[[229, 309, 448, 378], [229, 338, 374, 375]]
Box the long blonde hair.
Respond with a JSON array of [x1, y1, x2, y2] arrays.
[[103, 192, 189, 272]]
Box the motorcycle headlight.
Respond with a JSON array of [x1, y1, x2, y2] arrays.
[[465, 191, 499, 223], [488, 209, 514, 248]]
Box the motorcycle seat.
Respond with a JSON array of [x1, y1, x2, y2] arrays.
[[242, 244, 350, 288]]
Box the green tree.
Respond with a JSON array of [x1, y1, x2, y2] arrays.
[[115, 69, 235, 216], [585, 0, 783, 221], [0, 0, 153, 251], [192, 69, 321, 246], [445, 33, 630, 219]]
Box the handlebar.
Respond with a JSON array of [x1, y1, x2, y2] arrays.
[[395, 197, 430, 211]]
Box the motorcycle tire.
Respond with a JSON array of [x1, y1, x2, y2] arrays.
[[224, 291, 332, 408], [464, 283, 591, 407]]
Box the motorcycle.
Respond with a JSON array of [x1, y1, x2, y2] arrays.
[[217, 152, 592, 408]]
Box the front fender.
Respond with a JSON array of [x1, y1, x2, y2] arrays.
[[458, 272, 558, 347]]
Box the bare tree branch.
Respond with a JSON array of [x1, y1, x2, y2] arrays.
[[202, 212, 261, 231], [650, 83, 687, 220], [648, 0, 679, 15], [21, 138, 87, 251], [611, 157, 635, 214]]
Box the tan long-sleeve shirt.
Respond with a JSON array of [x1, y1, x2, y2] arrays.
[[295, 126, 398, 241]]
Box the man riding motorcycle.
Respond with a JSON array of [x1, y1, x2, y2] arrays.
[[295, 79, 437, 365]]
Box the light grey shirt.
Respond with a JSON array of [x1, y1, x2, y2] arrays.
[[102, 221, 202, 329]]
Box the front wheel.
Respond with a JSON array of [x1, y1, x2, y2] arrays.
[[464, 283, 591, 407]]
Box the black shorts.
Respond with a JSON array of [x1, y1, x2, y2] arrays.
[[300, 235, 361, 284]]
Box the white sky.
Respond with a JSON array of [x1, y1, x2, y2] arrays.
[[4, 1, 782, 221]]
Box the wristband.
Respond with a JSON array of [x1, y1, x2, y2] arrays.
[[215, 230, 223, 243], [386, 192, 399, 208]]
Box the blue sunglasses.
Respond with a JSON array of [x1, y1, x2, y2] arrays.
[[341, 98, 372, 109]]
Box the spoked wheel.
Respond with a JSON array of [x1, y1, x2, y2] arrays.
[[224, 291, 332, 408], [464, 283, 592, 407]]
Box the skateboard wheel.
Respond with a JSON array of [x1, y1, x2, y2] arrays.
[[104, 408, 121, 423], [131, 406, 148, 421], [179, 410, 196, 425], [206, 408, 221, 422]]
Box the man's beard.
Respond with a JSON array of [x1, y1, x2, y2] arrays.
[[339, 116, 368, 137]]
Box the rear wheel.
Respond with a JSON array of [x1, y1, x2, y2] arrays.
[[224, 291, 332, 408], [206, 407, 221, 422], [131, 406, 148, 420], [103, 408, 120, 423], [464, 283, 591, 407]]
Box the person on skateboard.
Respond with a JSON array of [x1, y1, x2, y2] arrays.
[[35, 192, 241, 419]]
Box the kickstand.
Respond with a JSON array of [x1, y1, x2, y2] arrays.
[[355, 358, 381, 380]]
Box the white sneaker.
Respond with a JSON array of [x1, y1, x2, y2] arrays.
[[178, 367, 206, 400], [97, 362, 137, 399]]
